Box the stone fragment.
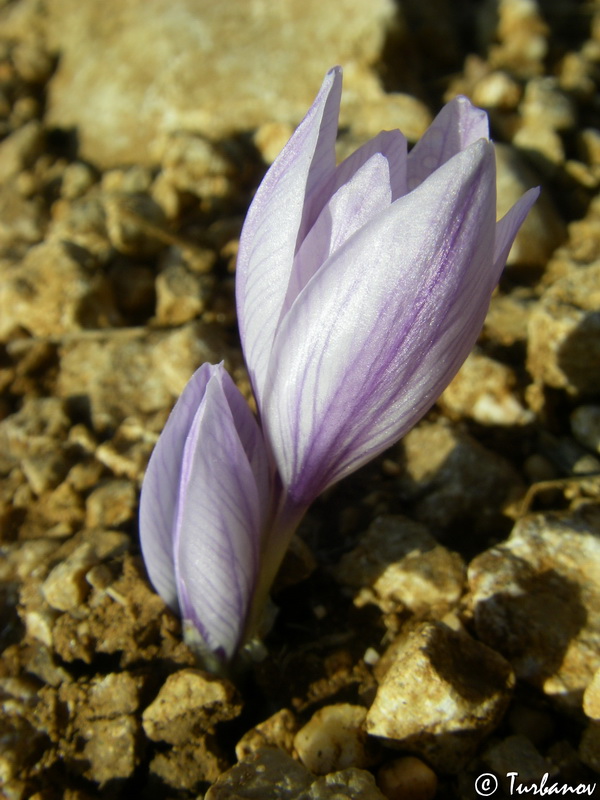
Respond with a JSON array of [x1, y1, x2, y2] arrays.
[[50, 554, 178, 666], [86, 671, 141, 717], [366, 622, 514, 773], [471, 70, 522, 110], [396, 420, 523, 540], [20, 451, 70, 495], [333, 515, 465, 616], [60, 161, 96, 200], [41, 543, 98, 611], [469, 505, 600, 712], [154, 132, 235, 198], [494, 144, 565, 268], [294, 704, 376, 775], [44, 0, 397, 167], [0, 715, 45, 786], [484, 289, 536, 347], [571, 406, 600, 454], [57, 322, 227, 431], [41, 481, 85, 530], [376, 756, 438, 800], [0, 120, 43, 183], [520, 77, 577, 132], [236, 708, 299, 761], [440, 350, 532, 426], [513, 123, 565, 170], [579, 721, 600, 773], [49, 192, 112, 262], [142, 668, 242, 745], [482, 734, 555, 787], [23, 606, 57, 648], [0, 397, 70, 463], [205, 746, 387, 800], [487, 0, 549, 77], [95, 436, 154, 482], [527, 262, 600, 397], [78, 716, 140, 782], [0, 240, 118, 340], [205, 746, 313, 799], [85, 479, 137, 528], [103, 192, 167, 256], [150, 738, 228, 790], [306, 769, 387, 799], [583, 668, 600, 720], [0, 186, 46, 251], [0, 539, 57, 583], [155, 262, 214, 325]]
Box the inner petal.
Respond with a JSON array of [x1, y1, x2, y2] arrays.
[[283, 152, 393, 311]]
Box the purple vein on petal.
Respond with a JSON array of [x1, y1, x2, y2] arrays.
[[407, 96, 489, 191], [282, 152, 393, 315], [173, 369, 269, 660], [139, 363, 214, 612], [263, 141, 498, 507]]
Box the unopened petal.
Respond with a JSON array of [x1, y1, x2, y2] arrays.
[[236, 67, 342, 404], [407, 96, 489, 191], [139, 363, 215, 612], [174, 371, 270, 661], [263, 140, 498, 506]]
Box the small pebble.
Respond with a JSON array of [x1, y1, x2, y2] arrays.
[[377, 756, 437, 800], [294, 704, 374, 775], [571, 405, 600, 454]]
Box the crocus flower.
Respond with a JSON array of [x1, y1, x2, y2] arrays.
[[139, 362, 271, 664], [140, 67, 539, 667], [236, 66, 538, 515]]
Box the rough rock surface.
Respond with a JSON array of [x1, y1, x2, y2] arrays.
[[333, 515, 465, 617], [35, 0, 404, 167], [469, 504, 600, 713], [366, 622, 515, 773], [205, 746, 388, 800], [0, 0, 599, 797]]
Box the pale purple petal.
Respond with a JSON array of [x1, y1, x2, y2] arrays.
[[282, 153, 393, 313], [407, 96, 489, 191], [493, 187, 540, 272], [236, 67, 342, 404], [173, 370, 270, 661], [263, 140, 498, 506], [139, 363, 215, 611], [331, 129, 408, 201]]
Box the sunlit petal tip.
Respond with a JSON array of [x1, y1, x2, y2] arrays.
[[407, 95, 490, 190], [236, 68, 343, 403]]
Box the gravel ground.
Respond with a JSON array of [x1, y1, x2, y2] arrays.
[[0, 1, 599, 798]]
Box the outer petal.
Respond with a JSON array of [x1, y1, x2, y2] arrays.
[[236, 68, 342, 404], [173, 369, 270, 661], [407, 96, 489, 191], [263, 140, 499, 506], [139, 363, 215, 611]]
